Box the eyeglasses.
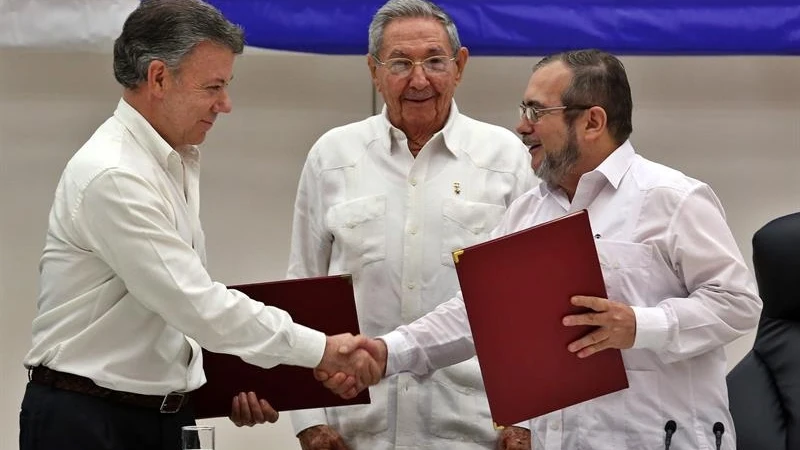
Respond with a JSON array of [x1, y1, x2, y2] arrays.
[[518, 104, 592, 123], [373, 55, 457, 77]]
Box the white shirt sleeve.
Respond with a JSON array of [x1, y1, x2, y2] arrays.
[[381, 291, 476, 377], [635, 184, 762, 363], [76, 168, 326, 369]]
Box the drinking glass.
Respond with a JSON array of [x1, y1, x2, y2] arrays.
[[181, 425, 215, 450]]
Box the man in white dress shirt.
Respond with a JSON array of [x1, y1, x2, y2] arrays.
[[325, 49, 763, 450], [19, 2, 378, 449], [286, 1, 536, 450]]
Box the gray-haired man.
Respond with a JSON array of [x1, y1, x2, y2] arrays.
[[20, 2, 378, 449], [285, 1, 536, 449]]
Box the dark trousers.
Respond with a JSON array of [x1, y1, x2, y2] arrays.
[[20, 382, 196, 450]]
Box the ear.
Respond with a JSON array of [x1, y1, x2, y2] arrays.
[[453, 46, 469, 85], [366, 54, 381, 92], [583, 106, 607, 142], [146, 60, 171, 98]]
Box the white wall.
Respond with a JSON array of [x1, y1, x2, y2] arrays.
[[1, 48, 798, 450]]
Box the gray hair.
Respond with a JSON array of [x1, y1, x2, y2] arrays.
[[368, 0, 461, 58], [113, 0, 245, 89]]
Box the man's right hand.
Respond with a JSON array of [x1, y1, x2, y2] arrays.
[[297, 425, 350, 450], [315, 337, 387, 397], [315, 334, 384, 399]]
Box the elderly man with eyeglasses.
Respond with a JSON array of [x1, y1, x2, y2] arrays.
[[282, 0, 536, 449]]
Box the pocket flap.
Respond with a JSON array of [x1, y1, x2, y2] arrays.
[[325, 195, 386, 229]]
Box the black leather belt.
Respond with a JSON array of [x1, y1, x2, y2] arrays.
[[29, 366, 189, 413]]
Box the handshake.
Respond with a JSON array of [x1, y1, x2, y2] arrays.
[[315, 333, 388, 399], [230, 333, 387, 427]]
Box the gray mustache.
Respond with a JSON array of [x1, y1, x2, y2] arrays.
[[522, 138, 539, 147]]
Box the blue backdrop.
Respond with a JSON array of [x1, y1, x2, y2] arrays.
[[206, 0, 800, 56]]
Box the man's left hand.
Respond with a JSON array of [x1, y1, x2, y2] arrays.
[[563, 295, 636, 358], [229, 391, 279, 427], [496, 426, 531, 450]]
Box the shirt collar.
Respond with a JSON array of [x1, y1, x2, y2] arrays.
[[593, 139, 635, 189], [113, 98, 200, 169], [537, 139, 636, 196], [378, 99, 461, 157]]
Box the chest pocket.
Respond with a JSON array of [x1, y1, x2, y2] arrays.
[[595, 240, 655, 307], [325, 195, 387, 272], [441, 198, 506, 266]]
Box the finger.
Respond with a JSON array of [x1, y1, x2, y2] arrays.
[[321, 371, 348, 390], [237, 392, 253, 426], [577, 338, 613, 358], [335, 333, 356, 353], [351, 350, 377, 386], [567, 329, 610, 353], [314, 368, 331, 381], [260, 399, 279, 423], [562, 311, 604, 327], [324, 373, 356, 396], [571, 295, 609, 311], [247, 392, 265, 424], [230, 395, 242, 426], [354, 348, 383, 386], [339, 374, 357, 394], [340, 386, 359, 400]]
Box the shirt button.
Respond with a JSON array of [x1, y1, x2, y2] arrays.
[[549, 420, 561, 431], [410, 179, 417, 186], [409, 228, 417, 235], [407, 282, 415, 290]]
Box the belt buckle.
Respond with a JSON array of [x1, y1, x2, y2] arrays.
[[159, 392, 185, 414]]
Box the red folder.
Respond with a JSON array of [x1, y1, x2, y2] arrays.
[[452, 209, 628, 426], [192, 275, 370, 419]]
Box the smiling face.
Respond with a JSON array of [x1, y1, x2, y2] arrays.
[[516, 61, 583, 186], [368, 17, 467, 135], [154, 40, 235, 148]]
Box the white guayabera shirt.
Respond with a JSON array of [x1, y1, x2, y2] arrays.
[[383, 141, 762, 450], [289, 101, 536, 450]]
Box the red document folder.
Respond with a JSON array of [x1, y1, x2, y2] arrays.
[[192, 275, 370, 419], [452, 209, 628, 426]]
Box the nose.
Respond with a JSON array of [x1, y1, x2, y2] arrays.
[[215, 89, 233, 114], [407, 64, 430, 90], [515, 116, 533, 135]]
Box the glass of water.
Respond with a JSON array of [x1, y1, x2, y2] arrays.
[[182, 425, 215, 450]]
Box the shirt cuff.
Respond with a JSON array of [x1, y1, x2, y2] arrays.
[[289, 409, 329, 436], [378, 330, 412, 377], [631, 306, 669, 350], [288, 324, 327, 368], [512, 421, 530, 430]]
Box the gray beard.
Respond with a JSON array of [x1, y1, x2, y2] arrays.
[[534, 126, 580, 187]]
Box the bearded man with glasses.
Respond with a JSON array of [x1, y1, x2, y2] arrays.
[[322, 49, 762, 450], [285, 1, 536, 449]]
